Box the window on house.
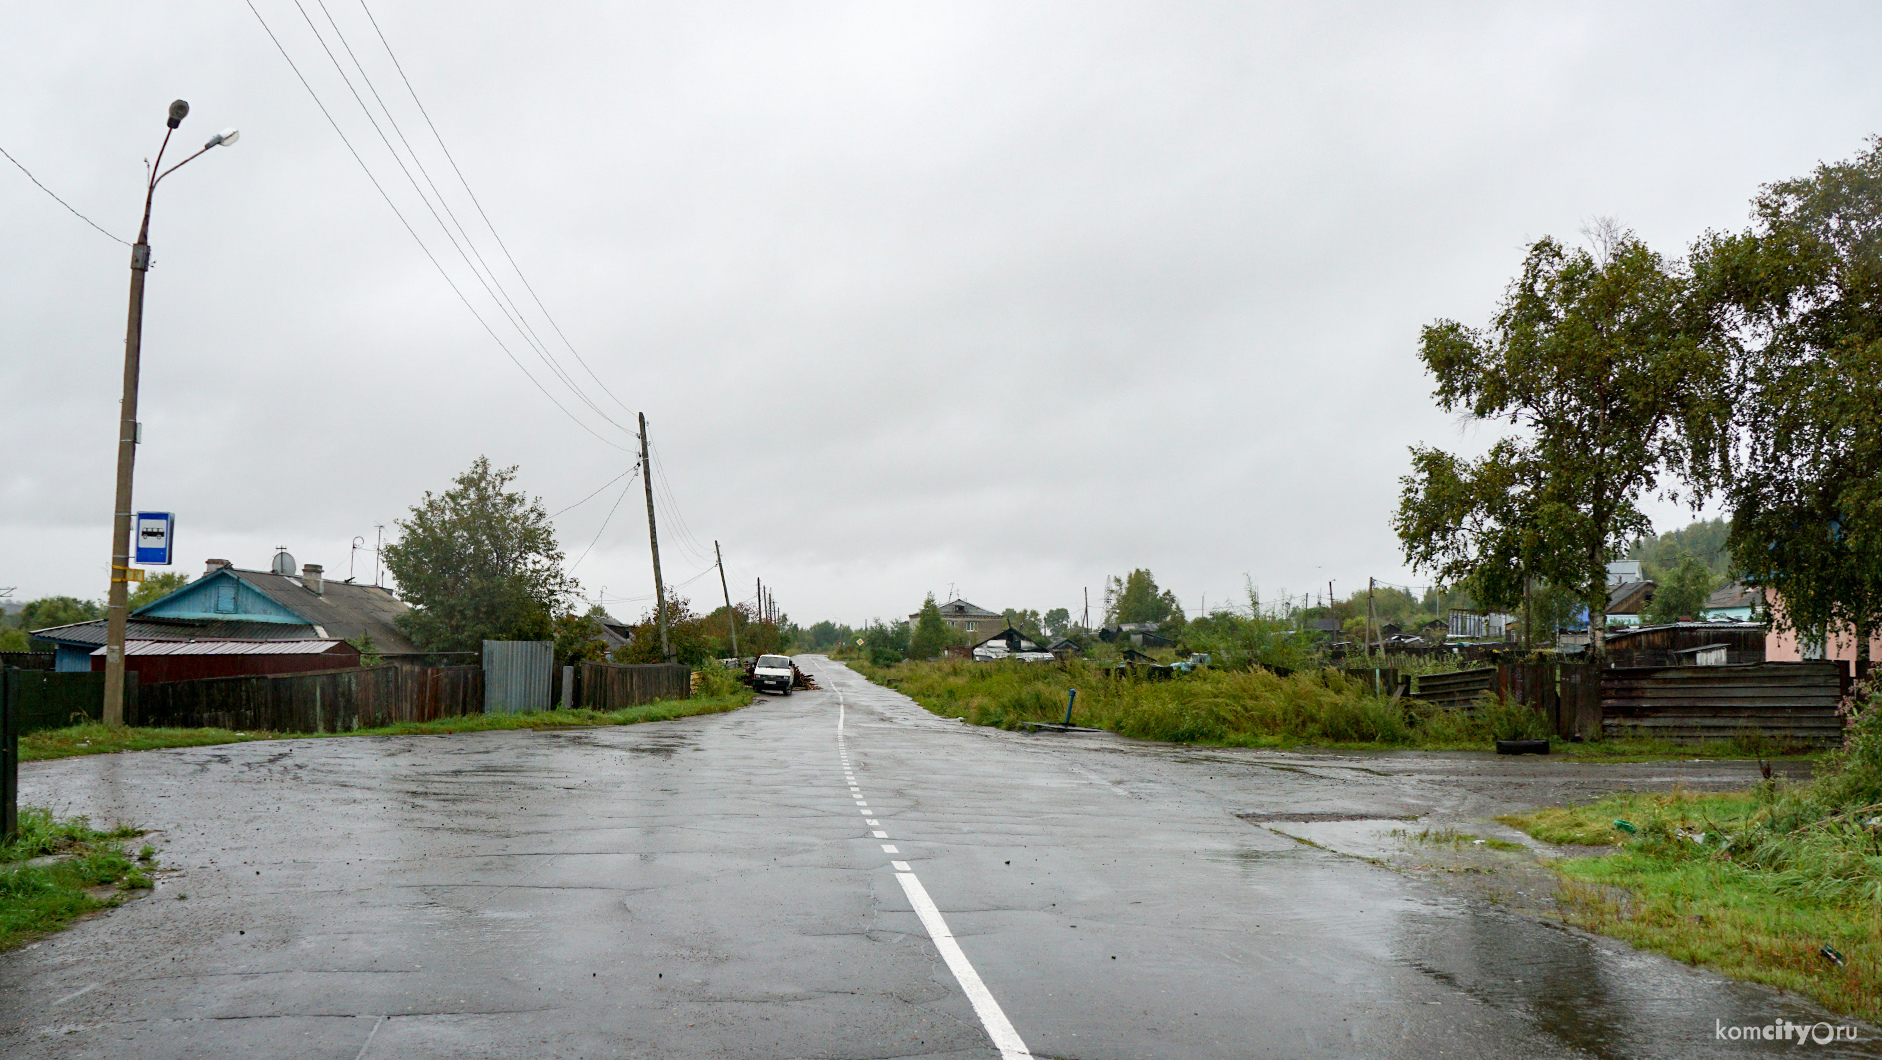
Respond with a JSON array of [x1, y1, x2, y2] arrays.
[[214, 583, 237, 614]]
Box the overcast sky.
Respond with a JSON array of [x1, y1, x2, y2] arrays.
[[3, 2, 1877, 626]]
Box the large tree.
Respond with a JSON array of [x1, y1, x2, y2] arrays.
[[1695, 139, 1882, 664], [383, 457, 576, 652], [907, 594, 952, 660], [1105, 569, 1182, 627], [1396, 227, 1730, 656]]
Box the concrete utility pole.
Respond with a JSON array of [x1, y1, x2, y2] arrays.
[[715, 540, 738, 660], [102, 100, 239, 728], [638, 413, 672, 662]]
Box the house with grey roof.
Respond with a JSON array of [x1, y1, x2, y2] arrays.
[[32, 552, 418, 671], [908, 598, 1003, 641]]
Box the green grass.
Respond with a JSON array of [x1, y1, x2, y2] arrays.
[[0, 808, 149, 952], [858, 657, 1828, 762], [20, 691, 756, 762], [1396, 826, 1529, 852], [1501, 783, 1882, 1021], [862, 657, 1556, 751]]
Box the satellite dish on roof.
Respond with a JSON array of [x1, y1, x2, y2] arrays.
[[272, 550, 296, 575]]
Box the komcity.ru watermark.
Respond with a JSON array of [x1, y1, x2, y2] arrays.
[[1717, 1018, 1860, 1044]]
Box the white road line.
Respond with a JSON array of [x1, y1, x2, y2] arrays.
[[353, 1014, 385, 1060], [866, 819, 880, 825], [895, 871, 1032, 1059], [823, 658, 1028, 1058], [50, 982, 99, 1007]]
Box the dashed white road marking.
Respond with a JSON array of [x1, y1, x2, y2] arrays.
[[820, 661, 1030, 1058]]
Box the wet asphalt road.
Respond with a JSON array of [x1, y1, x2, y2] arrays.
[[2, 655, 1876, 1059]]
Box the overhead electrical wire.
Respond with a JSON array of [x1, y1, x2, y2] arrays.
[[242, 0, 631, 452], [549, 463, 637, 520], [305, 0, 630, 439], [291, 0, 631, 440], [355, 0, 635, 420], [1, 145, 131, 245], [569, 473, 637, 572]]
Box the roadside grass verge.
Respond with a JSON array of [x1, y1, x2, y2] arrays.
[[862, 658, 1765, 754], [1502, 788, 1882, 1021], [1500, 680, 1882, 1022], [0, 807, 152, 952], [856, 657, 1821, 762], [21, 692, 756, 762]]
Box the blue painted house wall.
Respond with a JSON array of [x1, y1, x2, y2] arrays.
[[136, 571, 304, 624], [54, 644, 94, 672]]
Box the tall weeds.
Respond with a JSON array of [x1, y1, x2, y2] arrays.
[[864, 657, 1535, 748]]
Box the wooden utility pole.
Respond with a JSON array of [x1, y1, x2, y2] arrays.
[[1366, 577, 1379, 659], [715, 540, 739, 660], [638, 413, 672, 662]]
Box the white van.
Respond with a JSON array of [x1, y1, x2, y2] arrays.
[[752, 655, 796, 695]]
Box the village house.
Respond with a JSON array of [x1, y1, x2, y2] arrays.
[[908, 598, 1003, 640], [31, 552, 418, 671]]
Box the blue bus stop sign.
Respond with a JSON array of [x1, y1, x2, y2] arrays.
[[134, 512, 174, 565]]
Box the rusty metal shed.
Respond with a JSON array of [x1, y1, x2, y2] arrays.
[[90, 639, 360, 685]]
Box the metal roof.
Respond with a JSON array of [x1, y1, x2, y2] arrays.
[[220, 568, 419, 653], [90, 639, 355, 657], [30, 617, 324, 646]]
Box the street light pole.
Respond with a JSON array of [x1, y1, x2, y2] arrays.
[[101, 100, 238, 727]]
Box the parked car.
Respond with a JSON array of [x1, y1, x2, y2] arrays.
[[751, 654, 796, 695]]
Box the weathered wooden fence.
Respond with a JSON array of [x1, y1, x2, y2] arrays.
[[136, 665, 483, 732], [1600, 662, 1845, 745], [579, 662, 691, 710], [1, 670, 131, 734], [1406, 668, 1495, 709]]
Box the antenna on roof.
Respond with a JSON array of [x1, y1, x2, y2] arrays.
[[272, 548, 296, 575]]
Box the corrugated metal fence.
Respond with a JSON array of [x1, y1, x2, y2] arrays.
[[483, 640, 552, 715], [136, 665, 483, 732], [579, 662, 691, 710]]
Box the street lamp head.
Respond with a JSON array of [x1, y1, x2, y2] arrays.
[[167, 99, 190, 129], [205, 128, 240, 149]]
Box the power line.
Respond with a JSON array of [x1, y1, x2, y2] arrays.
[[304, 0, 631, 439], [569, 470, 637, 571], [355, 0, 635, 420], [242, 0, 630, 452], [549, 463, 637, 520], [1, 145, 131, 245]]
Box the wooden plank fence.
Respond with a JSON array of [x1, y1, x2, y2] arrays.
[[579, 662, 691, 710], [135, 665, 483, 732], [1406, 668, 1495, 709], [1601, 662, 1844, 746], [0, 670, 131, 734]]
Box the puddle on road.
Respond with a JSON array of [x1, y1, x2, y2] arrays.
[[1393, 911, 1880, 1058], [1230, 812, 1880, 1056]]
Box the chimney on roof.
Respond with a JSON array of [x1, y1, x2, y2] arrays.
[[205, 558, 232, 577], [303, 564, 324, 596]]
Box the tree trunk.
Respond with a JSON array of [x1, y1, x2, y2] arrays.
[[1858, 618, 1873, 677]]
